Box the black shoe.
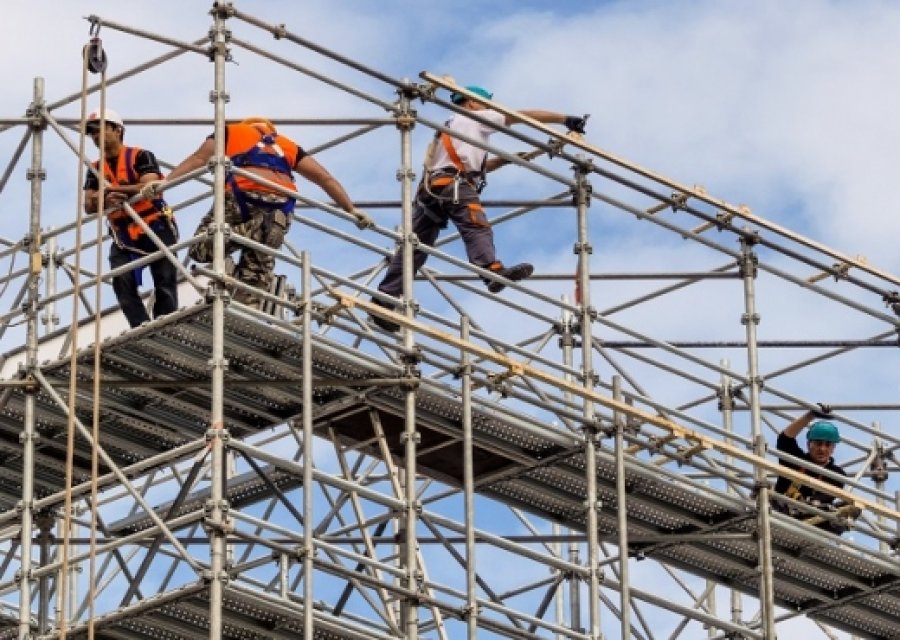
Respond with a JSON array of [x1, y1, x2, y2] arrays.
[[486, 263, 534, 293], [369, 298, 400, 333]]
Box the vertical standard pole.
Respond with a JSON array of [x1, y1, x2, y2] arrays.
[[460, 316, 477, 639], [719, 359, 743, 627], [19, 76, 46, 640], [573, 160, 601, 638], [396, 86, 416, 335], [612, 376, 631, 640], [739, 237, 776, 638], [396, 86, 420, 640], [36, 513, 53, 634], [559, 298, 578, 635], [301, 251, 314, 640], [207, 6, 231, 639]]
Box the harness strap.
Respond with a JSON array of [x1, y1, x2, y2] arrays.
[[227, 176, 295, 225], [111, 210, 169, 246], [440, 133, 467, 174], [227, 130, 297, 223], [124, 147, 138, 184], [437, 133, 487, 193]]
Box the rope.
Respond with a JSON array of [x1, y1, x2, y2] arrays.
[[59, 41, 91, 640], [87, 38, 108, 640], [60, 28, 108, 640]]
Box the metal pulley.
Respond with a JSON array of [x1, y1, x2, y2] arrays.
[[84, 21, 107, 74], [84, 37, 107, 74]]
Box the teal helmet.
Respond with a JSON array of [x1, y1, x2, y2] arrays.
[[451, 85, 493, 105], [807, 421, 840, 443]]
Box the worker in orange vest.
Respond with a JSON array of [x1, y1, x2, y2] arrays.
[[151, 117, 370, 308], [83, 108, 179, 328]]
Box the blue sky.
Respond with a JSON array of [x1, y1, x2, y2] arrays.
[[2, 2, 900, 638]]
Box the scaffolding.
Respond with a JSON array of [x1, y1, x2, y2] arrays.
[[0, 3, 898, 639]]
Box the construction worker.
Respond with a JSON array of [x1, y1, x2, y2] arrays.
[[370, 85, 587, 332], [773, 405, 859, 533], [147, 117, 371, 308], [83, 108, 179, 328]]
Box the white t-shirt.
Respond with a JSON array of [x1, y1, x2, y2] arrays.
[[428, 110, 506, 173]]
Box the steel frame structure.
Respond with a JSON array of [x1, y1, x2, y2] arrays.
[[0, 3, 898, 639]]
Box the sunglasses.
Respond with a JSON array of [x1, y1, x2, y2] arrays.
[[85, 123, 116, 136]]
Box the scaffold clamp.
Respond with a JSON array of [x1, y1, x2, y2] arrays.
[[883, 291, 900, 318]]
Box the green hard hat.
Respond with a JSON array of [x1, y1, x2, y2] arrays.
[[451, 85, 493, 105], [807, 421, 840, 443]]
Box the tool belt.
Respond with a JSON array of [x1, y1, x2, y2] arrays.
[[428, 168, 484, 189], [423, 168, 486, 205]]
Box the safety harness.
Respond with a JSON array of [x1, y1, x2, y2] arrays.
[[421, 127, 488, 205], [227, 129, 297, 224], [779, 460, 842, 517], [99, 147, 173, 253]]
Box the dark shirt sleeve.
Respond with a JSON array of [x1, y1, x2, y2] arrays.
[[132, 149, 162, 178], [288, 143, 309, 171], [774, 432, 805, 495], [776, 432, 804, 466], [84, 169, 99, 191]]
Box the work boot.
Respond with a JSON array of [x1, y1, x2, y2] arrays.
[[369, 298, 400, 333], [486, 262, 534, 293]]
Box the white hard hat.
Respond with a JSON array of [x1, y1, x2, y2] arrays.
[[86, 108, 124, 129]]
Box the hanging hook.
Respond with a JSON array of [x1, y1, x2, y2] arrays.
[[83, 36, 107, 74]]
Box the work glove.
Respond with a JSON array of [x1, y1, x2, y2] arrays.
[[564, 114, 589, 135], [812, 403, 832, 419], [351, 208, 374, 230], [139, 180, 165, 200]]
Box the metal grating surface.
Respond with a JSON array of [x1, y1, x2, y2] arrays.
[[45, 582, 390, 640], [2, 304, 898, 639]]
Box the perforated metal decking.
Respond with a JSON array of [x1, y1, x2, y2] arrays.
[[1, 305, 897, 639]]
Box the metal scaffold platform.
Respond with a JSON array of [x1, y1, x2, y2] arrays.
[[0, 3, 898, 639]]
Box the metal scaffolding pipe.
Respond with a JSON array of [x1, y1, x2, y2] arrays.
[[573, 160, 601, 638], [206, 6, 230, 638], [18, 75, 44, 640], [739, 238, 776, 637]]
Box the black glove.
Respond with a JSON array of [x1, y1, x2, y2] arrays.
[[564, 114, 588, 134], [812, 403, 832, 419]]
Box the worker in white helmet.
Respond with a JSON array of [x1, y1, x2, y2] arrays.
[[82, 108, 179, 328]]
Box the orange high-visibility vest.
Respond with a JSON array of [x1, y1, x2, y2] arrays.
[[226, 123, 300, 196], [95, 146, 165, 224]]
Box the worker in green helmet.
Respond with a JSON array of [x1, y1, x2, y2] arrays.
[[369, 85, 588, 332], [773, 404, 858, 532]]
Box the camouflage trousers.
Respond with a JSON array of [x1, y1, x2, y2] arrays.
[[189, 192, 291, 306]]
